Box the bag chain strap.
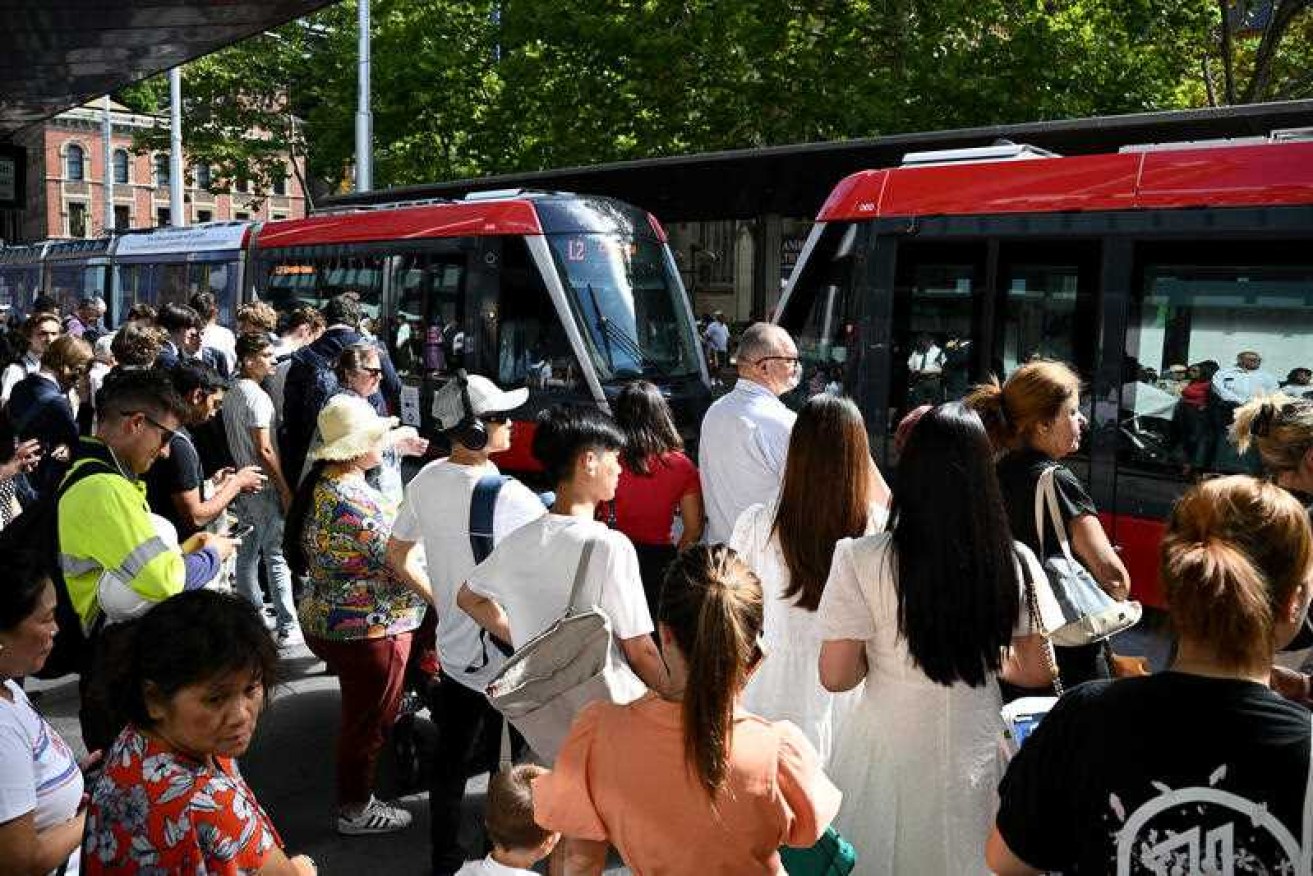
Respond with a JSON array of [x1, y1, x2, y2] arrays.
[[1020, 549, 1064, 697]]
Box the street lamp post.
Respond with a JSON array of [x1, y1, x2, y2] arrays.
[[355, 0, 372, 192]]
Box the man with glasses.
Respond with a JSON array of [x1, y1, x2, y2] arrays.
[[224, 333, 300, 647], [698, 322, 801, 543], [385, 372, 544, 875], [58, 368, 237, 752]]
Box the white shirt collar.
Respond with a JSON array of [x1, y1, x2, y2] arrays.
[[475, 856, 537, 876]]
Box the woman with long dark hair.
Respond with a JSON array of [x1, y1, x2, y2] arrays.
[[989, 477, 1313, 875], [730, 394, 887, 762], [817, 403, 1054, 874], [533, 545, 841, 874], [609, 380, 704, 616]]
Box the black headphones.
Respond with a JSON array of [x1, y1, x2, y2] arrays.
[[454, 368, 488, 451]]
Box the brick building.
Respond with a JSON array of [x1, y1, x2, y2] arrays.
[[13, 99, 307, 243]]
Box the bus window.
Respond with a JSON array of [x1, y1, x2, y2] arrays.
[[1118, 245, 1313, 518], [779, 223, 862, 400], [890, 242, 984, 419]]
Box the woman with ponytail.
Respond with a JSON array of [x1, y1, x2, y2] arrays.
[[989, 476, 1313, 875], [533, 545, 841, 875], [966, 359, 1132, 687]]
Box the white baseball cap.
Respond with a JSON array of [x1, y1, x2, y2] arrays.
[[432, 373, 529, 431]]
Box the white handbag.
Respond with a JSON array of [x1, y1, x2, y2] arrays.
[[484, 538, 648, 763], [1034, 467, 1142, 647]]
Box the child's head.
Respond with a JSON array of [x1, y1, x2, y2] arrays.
[[486, 764, 559, 862]]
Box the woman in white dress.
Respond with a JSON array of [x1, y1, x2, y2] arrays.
[[730, 394, 890, 764], [817, 402, 1055, 875]]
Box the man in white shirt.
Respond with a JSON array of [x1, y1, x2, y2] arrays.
[[1212, 350, 1279, 404], [191, 291, 236, 376], [907, 333, 946, 406], [0, 312, 60, 407], [385, 372, 544, 876], [704, 311, 730, 373], [698, 322, 800, 543]]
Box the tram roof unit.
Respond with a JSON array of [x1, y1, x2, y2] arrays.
[[110, 221, 253, 262], [815, 137, 1313, 221], [0, 242, 49, 264], [45, 236, 112, 262], [257, 190, 667, 250], [321, 101, 1313, 222]]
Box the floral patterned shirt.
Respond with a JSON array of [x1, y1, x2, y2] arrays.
[[298, 472, 426, 641], [83, 725, 281, 875]]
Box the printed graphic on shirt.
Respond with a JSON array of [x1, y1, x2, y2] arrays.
[[1108, 765, 1307, 875]]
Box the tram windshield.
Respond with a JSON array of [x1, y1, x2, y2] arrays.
[[547, 233, 701, 381]]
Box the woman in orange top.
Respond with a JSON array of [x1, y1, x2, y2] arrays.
[[533, 545, 842, 875]]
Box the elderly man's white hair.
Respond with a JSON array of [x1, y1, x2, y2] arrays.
[[736, 322, 793, 365]]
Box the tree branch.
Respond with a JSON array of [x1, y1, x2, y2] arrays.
[[1241, 0, 1310, 103], [1218, 0, 1237, 104]]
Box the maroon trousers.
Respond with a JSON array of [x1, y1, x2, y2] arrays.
[[307, 631, 413, 808]]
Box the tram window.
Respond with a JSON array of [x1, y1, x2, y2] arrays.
[[778, 222, 861, 400], [1001, 266, 1082, 375], [498, 238, 581, 393], [890, 243, 982, 421], [1118, 252, 1313, 512], [257, 255, 385, 327], [387, 253, 465, 378]]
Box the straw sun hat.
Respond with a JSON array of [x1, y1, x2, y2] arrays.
[[311, 394, 414, 462]]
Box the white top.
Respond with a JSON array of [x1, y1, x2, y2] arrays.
[[1212, 365, 1279, 404], [0, 680, 83, 875], [392, 459, 547, 691], [268, 357, 294, 423], [730, 499, 888, 765], [815, 535, 1040, 875], [704, 321, 729, 352], [0, 351, 40, 406], [698, 380, 796, 543], [465, 514, 653, 648], [223, 378, 276, 496], [907, 345, 944, 375], [202, 323, 237, 374], [455, 855, 538, 876]]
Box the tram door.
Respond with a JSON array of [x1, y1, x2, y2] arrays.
[[886, 239, 1101, 467]]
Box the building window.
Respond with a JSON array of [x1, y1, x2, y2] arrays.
[[66, 144, 85, 181], [154, 154, 169, 188], [67, 202, 88, 237], [112, 149, 129, 185], [272, 173, 287, 196], [271, 213, 287, 222], [113, 204, 131, 230], [196, 209, 213, 224], [234, 211, 250, 221], [237, 177, 251, 194], [156, 207, 171, 227], [194, 162, 211, 190]]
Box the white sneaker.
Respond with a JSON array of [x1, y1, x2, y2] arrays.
[[336, 796, 412, 835]]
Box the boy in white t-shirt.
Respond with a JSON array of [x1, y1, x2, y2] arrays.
[[455, 765, 558, 876], [458, 405, 670, 697], [386, 371, 545, 876]]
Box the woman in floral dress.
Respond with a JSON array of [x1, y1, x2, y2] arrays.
[[83, 590, 315, 875], [284, 394, 433, 836]]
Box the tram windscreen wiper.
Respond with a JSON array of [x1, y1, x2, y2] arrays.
[[584, 284, 670, 378]]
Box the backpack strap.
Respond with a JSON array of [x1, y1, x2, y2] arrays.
[[564, 538, 600, 617], [468, 474, 509, 564], [463, 473, 511, 675]]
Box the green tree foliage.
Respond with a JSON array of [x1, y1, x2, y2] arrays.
[[112, 0, 1312, 194]]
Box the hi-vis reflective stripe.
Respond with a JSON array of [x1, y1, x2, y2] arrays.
[[60, 536, 171, 584]]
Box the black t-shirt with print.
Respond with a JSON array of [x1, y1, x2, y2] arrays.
[[997, 672, 1311, 874], [145, 427, 205, 541], [996, 448, 1097, 560]]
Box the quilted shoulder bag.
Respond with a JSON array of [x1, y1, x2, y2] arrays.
[[1034, 466, 1141, 647], [485, 537, 648, 764]]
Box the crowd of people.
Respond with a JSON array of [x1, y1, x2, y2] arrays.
[[2, 291, 1312, 875]]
